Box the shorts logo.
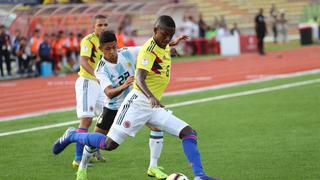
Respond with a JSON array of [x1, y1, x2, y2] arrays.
[[123, 120, 131, 128], [89, 106, 94, 112], [141, 59, 149, 66]]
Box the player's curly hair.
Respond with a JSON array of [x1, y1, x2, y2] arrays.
[[99, 30, 117, 44], [154, 15, 176, 29]]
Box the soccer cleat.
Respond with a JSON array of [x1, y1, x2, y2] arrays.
[[72, 160, 80, 168], [194, 175, 220, 180], [92, 150, 106, 162], [76, 168, 88, 180], [147, 166, 168, 180], [72, 160, 94, 168], [52, 127, 76, 155]]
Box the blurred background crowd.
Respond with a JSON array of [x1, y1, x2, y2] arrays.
[[0, 0, 320, 79]]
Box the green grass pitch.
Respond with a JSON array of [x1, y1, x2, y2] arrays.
[[0, 73, 319, 180]]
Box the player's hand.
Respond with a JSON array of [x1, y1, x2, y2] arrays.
[[148, 96, 164, 108], [123, 76, 134, 88], [177, 35, 189, 42], [169, 35, 189, 46], [174, 35, 189, 45]]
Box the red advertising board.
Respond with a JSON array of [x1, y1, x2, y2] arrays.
[[240, 35, 257, 53]]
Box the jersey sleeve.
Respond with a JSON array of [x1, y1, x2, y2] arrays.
[[136, 50, 156, 72], [94, 61, 113, 91], [80, 38, 93, 57], [126, 46, 141, 65]]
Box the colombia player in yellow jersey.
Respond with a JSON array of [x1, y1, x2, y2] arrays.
[[53, 15, 219, 180], [73, 15, 108, 167]]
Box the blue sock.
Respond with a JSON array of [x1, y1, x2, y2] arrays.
[[71, 131, 107, 150], [182, 132, 205, 177], [74, 128, 88, 161]]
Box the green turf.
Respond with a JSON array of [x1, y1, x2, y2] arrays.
[[0, 74, 320, 180], [171, 40, 306, 62], [265, 40, 303, 52]]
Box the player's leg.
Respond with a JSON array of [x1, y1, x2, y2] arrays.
[[52, 127, 121, 155], [146, 124, 167, 179], [91, 92, 109, 161], [66, 90, 148, 153], [77, 107, 116, 178], [74, 77, 99, 167], [150, 108, 220, 180]]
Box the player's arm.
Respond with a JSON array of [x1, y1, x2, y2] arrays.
[[95, 63, 134, 99], [104, 76, 134, 99], [80, 39, 95, 76], [126, 46, 141, 66], [135, 69, 163, 108], [80, 56, 95, 76], [169, 35, 189, 46]]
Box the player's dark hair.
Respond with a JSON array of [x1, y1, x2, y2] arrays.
[[99, 30, 117, 44], [94, 14, 107, 20], [154, 15, 175, 29]]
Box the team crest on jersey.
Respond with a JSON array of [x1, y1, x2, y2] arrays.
[[123, 120, 131, 128], [82, 45, 88, 52], [141, 59, 149, 66]]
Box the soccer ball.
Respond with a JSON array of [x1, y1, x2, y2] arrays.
[[166, 173, 189, 180]]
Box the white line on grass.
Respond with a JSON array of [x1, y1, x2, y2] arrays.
[[1, 78, 319, 137], [1, 68, 320, 122]]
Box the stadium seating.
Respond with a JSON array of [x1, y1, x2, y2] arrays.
[[1, 0, 317, 37]]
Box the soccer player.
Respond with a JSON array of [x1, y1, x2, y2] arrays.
[[53, 15, 219, 180], [73, 14, 108, 167], [76, 31, 168, 180]]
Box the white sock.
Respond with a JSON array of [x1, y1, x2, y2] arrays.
[[149, 131, 164, 168], [79, 145, 96, 169]]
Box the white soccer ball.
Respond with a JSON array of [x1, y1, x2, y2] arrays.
[[166, 173, 189, 180]]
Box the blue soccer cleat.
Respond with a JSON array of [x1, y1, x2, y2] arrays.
[[52, 127, 76, 155], [194, 175, 221, 180]]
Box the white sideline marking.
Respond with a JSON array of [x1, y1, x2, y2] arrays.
[[0, 78, 319, 137], [164, 69, 320, 97], [166, 78, 320, 108], [1, 68, 320, 122], [176, 76, 212, 82]]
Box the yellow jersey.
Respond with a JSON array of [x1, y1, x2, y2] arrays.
[[78, 33, 103, 80], [134, 38, 171, 100]]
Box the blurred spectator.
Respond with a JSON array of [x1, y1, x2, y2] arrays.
[[219, 15, 226, 28], [125, 31, 136, 47], [230, 22, 240, 36], [116, 26, 125, 48], [121, 14, 133, 36], [255, 8, 267, 55], [75, 33, 82, 63], [29, 29, 42, 76], [16, 37, 31, 76], [278, 12, 288, 43], [183, 15, 199, 55], [64, 32, 79, 71], [0, 25, 12, 77], [198, 13, 208, 38], [212, 16, 220, 31], [37, 34, 54, 75], [216, 23, 229, 43], [11, 29, 21, 55], [270, 3, 278, 43], [11, 29, 22, 74], [52, 31, 63, 73]]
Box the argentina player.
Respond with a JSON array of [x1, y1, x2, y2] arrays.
[[76, 31, 167, 180]]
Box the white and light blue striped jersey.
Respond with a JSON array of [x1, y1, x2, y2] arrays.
[[95, 46, 140, 110]]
